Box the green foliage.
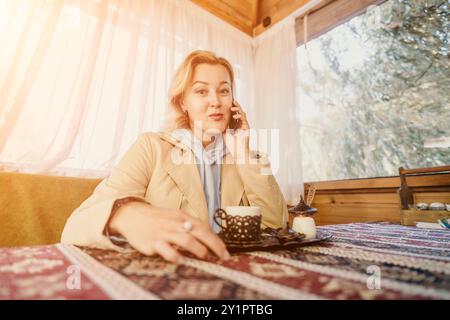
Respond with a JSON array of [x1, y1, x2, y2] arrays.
[[298, 0, 449, 181]]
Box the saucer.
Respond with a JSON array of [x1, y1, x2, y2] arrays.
[[220, 230, 333, 253]]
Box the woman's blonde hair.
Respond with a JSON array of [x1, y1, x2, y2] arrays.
[[165, 50, 235, 131]]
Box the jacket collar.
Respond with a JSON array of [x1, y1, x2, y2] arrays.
[[158, 130, 245, 223]]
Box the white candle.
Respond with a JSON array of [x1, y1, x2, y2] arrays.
[[292, 216, 316, 239], [226, 206, 261, 217]]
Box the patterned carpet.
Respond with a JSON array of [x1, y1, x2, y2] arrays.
[[1, 222, 449, 299]]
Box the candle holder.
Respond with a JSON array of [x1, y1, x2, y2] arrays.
[[288, 195, 317, 217], [289, 194, 318, 240]]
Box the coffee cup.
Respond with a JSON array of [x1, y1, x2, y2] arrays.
[[214, 206, 262, 242]]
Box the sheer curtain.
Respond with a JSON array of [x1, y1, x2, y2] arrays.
[[0, 0, 255, 177], [252, 17, 304, 205], [0, 0, 303, 202]]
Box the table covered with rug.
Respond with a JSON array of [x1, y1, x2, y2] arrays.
[[1, 222, 449, 299]]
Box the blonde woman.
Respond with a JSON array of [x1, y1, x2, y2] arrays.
[[61, 50, 288, 263]]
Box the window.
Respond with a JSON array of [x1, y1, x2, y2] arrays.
[[296, 0, 449, 182]]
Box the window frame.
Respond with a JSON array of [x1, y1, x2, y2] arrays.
[[295, 0, 449, 190], [295, 0, 386, 46]]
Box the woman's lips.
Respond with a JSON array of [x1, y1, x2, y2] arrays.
[[208, 114, 223, 121]]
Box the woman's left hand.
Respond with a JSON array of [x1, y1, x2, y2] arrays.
[[224, 100, 250, 161]]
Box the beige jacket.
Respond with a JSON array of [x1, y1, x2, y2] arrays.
[[61, 131, 288, 251]]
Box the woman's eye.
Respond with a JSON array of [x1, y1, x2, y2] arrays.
[[196, 90, 207, 95], [220, 89, 230, 94]]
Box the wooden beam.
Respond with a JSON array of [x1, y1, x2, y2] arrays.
[[305, 173, 450, 191], [295, 0, 386, 46], [251, 0, 260, 28], [254, 0, 312, 36], [190, 0, 386, 39], [190, 0, 254, 35], [400, 165, 450, 175], [191, 0, 384, 39]]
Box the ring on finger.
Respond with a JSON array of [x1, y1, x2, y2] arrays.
[[182, 220, 193, 233]]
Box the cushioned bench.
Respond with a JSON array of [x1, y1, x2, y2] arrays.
[[0, 171, 102, 247]]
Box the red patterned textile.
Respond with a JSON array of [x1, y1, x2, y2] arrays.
[[1, 223, 449, 299], [0, 245, 109, 299]]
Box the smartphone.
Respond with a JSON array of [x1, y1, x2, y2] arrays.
[[229, 100, 239, 130]]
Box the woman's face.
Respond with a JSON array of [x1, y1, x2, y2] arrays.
[[181, 63, 233, 135]]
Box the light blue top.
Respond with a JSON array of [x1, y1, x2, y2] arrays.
[[173, 129, 229, 232]]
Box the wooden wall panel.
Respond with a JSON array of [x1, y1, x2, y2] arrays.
[[414, 192, 450, 205], [296, 172, 450, 225], [312, 193, 401, 225], [312, 193, 399, 204]]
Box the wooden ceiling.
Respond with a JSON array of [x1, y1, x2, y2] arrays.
[[191, 0, 321, 37]]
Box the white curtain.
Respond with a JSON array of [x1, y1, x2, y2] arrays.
[[252, 17, 304, 205], [0, 0, 255, 177], [0, 0, 303, 203]]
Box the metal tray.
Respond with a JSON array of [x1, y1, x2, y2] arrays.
[[220, 229, 333, 253]]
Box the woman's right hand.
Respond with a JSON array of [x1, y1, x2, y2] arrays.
[[108, 201, 230, 263]]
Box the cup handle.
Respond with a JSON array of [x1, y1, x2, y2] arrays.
[[214, 208, 227, 230]]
